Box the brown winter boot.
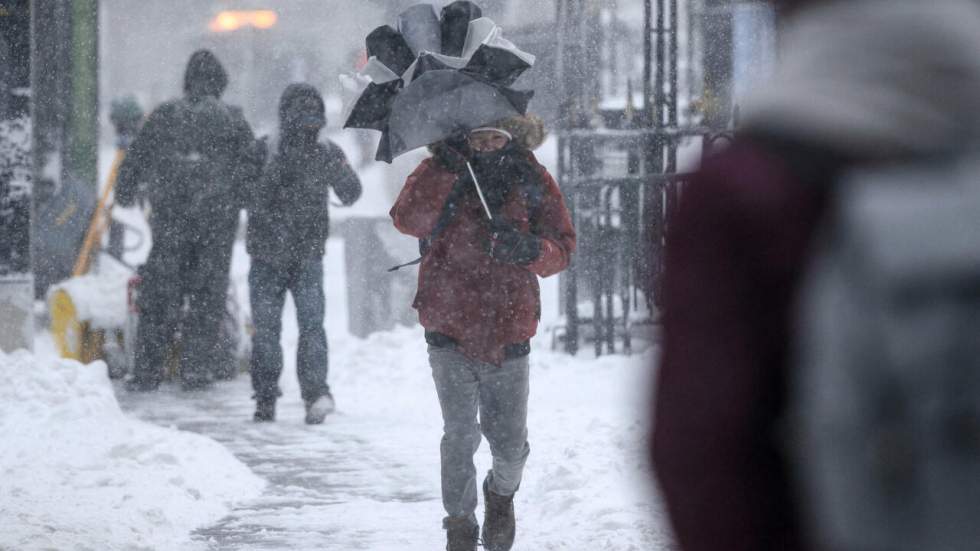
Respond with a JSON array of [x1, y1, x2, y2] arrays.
[[482, 476, 516, 551], [443, 516, 478, 551]]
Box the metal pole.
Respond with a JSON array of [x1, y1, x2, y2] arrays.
[[687, 0, 698, 115], [669, 0, 679, 130], [0, 0, 34, 352], [643, 0, 653, 129], [656, 0, 666, 131], [703, 0, 734, 130], [557, 0, 580, 355], [67, 0, 98, 192]]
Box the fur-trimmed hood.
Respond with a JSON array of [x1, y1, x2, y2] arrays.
[[494, 114, 547, 151]]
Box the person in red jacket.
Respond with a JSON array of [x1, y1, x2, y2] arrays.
[[651, 1, 980, 550], [390, 115, 575, 551]]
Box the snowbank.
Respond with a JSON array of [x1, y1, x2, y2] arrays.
[[0, 350, 265, 551], [47, 256, 131, 330]]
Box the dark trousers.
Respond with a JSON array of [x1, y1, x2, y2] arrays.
[[249, 255, 329, 403], [133, 213, 237, 386]]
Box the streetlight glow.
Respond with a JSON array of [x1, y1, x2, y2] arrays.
[[209, 10, 278, 33], [210, 11, 242, 32], [250, 10, 277, 29]]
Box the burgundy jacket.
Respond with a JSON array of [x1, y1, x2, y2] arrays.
[[391, 153, 576, 364], [652, 138, 841, 551]]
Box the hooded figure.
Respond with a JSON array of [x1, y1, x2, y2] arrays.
[[246, 83, 361, 425], [652, 1, 980, 550], [182, 50, 228, 100], [116, 50, 263, 391]]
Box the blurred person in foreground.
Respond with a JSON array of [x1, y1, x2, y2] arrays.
[[246, 83, 361, 424], [116, 50, 263, 391], [651, 1, 980, 550], [390, 116, 575, 551]]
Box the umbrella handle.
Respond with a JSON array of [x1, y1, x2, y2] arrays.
[[466, 162, 494, 221]]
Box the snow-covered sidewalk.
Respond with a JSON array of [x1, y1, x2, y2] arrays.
[[113, 327, 670, 550], [4, 232, 671, 550], [0, 350, 265, 550]]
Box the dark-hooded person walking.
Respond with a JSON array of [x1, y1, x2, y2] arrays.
[[116, 49, 263, 392], [390, 115, 575, 551], [246, 83, 361, 424]]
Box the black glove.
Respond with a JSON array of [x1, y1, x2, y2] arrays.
[[487, 219, 541, 265], [433, 136, 472, 174]]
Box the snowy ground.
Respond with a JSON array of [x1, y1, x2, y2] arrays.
[[3, 243, 672, 549], [3, 138, 675, 549], [0, 348, 265, 551], [112, 327, 670, 550], [4, 325, 671, 549]]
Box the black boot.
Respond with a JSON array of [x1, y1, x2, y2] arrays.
[[443, 516, 478, 551], [253, 397, 276, 422], [482, 475, 516, 551]]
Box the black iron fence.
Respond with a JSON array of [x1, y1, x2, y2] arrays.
[[553, 127, 732, 356]]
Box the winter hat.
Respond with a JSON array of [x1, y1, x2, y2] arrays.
[[470, 127, 513, 140], [183, 50, 228, 99], [494, 114, 547, 151], [278, 83, 326, 130]]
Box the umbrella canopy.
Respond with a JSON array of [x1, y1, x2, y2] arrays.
[[344, 1, 536, 163], [383, 69, 533, 161]]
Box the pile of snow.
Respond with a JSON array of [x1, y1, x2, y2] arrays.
[[47, 256, 132, 329], [0, 350, 265, 550]]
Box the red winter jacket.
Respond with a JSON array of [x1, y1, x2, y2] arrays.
[[390, 152, 575, 364]]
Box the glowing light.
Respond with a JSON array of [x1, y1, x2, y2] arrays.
[[210, 12, 242, 32], [209, 10, 278, 33], [250, 10, 278, 29]]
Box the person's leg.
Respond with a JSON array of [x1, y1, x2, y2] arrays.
[[289, 255, 329, 403], [429, 345, 483, 526], [129, 232, 184, 390], [478, 354, 531, 496], [249, 258, 288, 406], [180, 215, 236, 389], [477, 354, 530, 551]]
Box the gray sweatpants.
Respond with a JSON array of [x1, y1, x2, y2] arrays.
[[428, 345, 531, 523]]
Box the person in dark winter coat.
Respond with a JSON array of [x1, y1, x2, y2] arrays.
[[247, 83, 361, 424], [116, 49, 262, 391], [651, 1, 980, 550], [390, 115, 575, 551]]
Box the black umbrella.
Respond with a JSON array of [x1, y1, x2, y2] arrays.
[[385, 69, 533, 161], [344, 1, 536, 164]]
